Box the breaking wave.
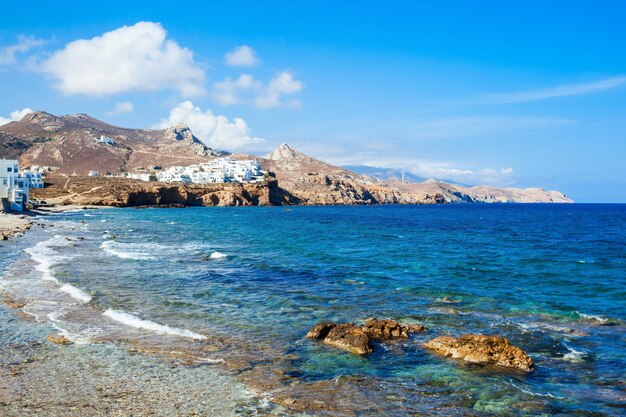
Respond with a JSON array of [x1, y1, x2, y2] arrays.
[[100, 240, 157, 260], [24, 236, 92, 303], [103, 309, 207, 340]]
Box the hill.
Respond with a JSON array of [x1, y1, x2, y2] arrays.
[[0, 111, 222, 174], [1, 112, 572, 205]]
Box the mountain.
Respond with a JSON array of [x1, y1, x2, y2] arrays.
[[263, 145, 572, 204], [1, 112, 572, 205], [0, 111, 223, 174]]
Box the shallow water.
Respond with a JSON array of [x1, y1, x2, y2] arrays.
[[1, 204, 625, 415]]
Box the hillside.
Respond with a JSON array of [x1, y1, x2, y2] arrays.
[[263, 144, 572, 204], [0, 111, 222, 174], [0, 112, 572, 205]]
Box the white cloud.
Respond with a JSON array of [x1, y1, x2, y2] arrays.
[[154, 101, 266, 152], [255, 71, 303, 108], [224, 45, 260, 67], [0, 36, 46, 65], [40, 22, 205, 97], [482, 76, 626, 104], [107, 101, 134, 115], [0, 107, 34, 126], [405, 165, 517, 186], [212, 71, 303, 108], [212, 74, 255, 106]]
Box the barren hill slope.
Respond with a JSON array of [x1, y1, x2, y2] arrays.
[[0, 111, 223, 174]]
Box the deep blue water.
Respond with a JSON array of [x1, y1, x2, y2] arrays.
[[1, 204, 625, 415]]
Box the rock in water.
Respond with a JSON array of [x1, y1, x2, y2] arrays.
[[307, 319, 426, 355], [47, 334, 73, 345], [306, 322, 337, 340], [423, 334, 534, 372], [362, 318, 426, 339], [306, 322, 372, 355]]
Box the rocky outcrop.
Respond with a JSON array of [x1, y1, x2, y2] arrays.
[[47, 334, 73, 345], [162, 123, 221, 157], [31, 175, 296, 208], [423, 334, 534, 372], [22, 111, 66, 132], [307, 319, 426, 355], [362, 318, 427, 339], [307, 322, 372, 355]]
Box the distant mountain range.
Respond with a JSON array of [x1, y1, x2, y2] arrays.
[[342, 165, 471, 187], [0, 111, 573, 204]]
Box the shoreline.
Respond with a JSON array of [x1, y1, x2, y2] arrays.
[[1, 204, 623, 415], [0, 204, 108, 241]]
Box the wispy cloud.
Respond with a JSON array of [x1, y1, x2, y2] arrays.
[[0, 36, 46, 66], [107, 101, 134, 116], [212, 71, 303, 109], [288, 141, 518, 186], [481, 76, 626, 104], [0, 107, 34, 126]]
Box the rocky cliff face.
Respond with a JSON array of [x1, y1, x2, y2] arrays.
[[32, 176, 295, 207], [261, 144, 572, 204]]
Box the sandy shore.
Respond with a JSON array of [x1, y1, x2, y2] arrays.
[[0, 205, 105, 241], [0, 213, 33, 241]]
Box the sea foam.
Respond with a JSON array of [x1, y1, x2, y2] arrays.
[[101, 240, 157, 260], [24, 236, 92, 303], [210, 251, 228, 259], [103, 309, 207, 340]]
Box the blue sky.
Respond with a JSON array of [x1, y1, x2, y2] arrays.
[[1, 1, 625, 202]]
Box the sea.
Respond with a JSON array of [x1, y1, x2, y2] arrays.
[[0, 204, 624, 416]]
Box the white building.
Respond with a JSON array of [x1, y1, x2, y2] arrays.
[[88, 171, 100, 177], [140, 158, 264, 185], [127, 172, 152, 182], [0, 160, 31, 212], [20, 170, 44, 188], [95, 135, 115, 145]]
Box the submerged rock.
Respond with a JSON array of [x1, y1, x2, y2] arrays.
[[423, 334, 534, 372], [307, 318, 426, 355], [47, 334, 73, 345]]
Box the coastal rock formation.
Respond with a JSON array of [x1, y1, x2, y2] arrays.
[[307, 322, 373, 355], [47, 334, 73, 345], [31, 176, 295, 208], [307, 319, 426, 355], [423, 334, 534, 372], [262, 144, 572, 205], [362, 318, 426, 339]]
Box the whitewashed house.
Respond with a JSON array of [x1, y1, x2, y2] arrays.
[[0, 160, 31, 212], [127, 172, 152, 182], [95, 135, 115, 145], [127, 158, 263, 185], [21, 172, 44, 188]]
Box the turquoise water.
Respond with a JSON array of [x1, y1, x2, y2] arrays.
[[1, 204, 625, 415]]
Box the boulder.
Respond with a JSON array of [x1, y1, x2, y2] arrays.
[[362, 318, 426, 339], [423, 334, 534, 372], [47, 334, 73, 345], [307, 319, 427, 355], [307, 322, 372, 355]]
